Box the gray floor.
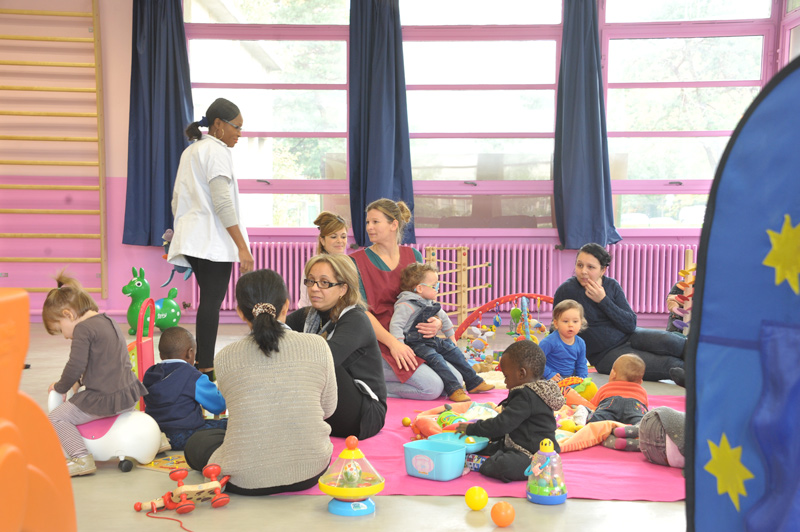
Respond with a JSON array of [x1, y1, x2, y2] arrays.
[[21, 322, 687, 532]]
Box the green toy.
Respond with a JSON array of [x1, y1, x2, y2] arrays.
[[122, 267, 181, 335]]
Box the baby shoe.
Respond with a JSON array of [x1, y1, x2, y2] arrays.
[[158, 432, 172, 454], [468, 382, 495, 393], [448, 389, 471, 402], [68, 455, 97, 477]]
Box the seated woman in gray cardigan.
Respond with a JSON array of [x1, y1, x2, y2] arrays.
[[183, 269, 337, 496]]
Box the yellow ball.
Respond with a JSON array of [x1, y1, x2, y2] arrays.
[[402, 417, 412, 427], [465, 486, 488, 511], [465, 437, 475, 443]]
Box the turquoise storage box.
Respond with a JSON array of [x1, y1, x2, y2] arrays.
[[403, 440, 466, 481]]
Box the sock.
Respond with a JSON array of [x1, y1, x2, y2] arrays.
[[613, 425, 639, 438], [603, 435, 640, 452], [572, 405, 589, 426]]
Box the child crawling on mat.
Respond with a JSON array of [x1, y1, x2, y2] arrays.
[[143, 326, 228, 450], [582, 353, 649, 452], [390, 262, 493, 403], [454, 340, 565, 482]]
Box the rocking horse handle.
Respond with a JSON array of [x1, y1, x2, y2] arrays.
[[137, 298, 156, 346]]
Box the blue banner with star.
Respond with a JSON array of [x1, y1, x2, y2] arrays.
[[688, 56, 800, 531]]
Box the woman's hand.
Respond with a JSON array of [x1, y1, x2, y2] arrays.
[[389, 338, 418, 371], [584, 278, 606, 303], [416, 316, 442, 338], [239, 247, 255, 274]]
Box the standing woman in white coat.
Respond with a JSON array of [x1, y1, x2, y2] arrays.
[[168, 98, 254, 380]]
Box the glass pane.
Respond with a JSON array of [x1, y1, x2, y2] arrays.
[[414, 194, 552, 229], [791, 26, 800, 63], [240, 194, 350, 228], [407, 91, 555, 133], [605, 0, 770, 22], [607, 87, 759, 131], [189, 41, 346, 84], [184, 0, 349, 24], [608, 137, 728, 181], [232, 137, 346, 180], [404, 41, 556, 85], [193, 89, 346, 132], [608, 37, 763, 83], [400, 0, 561, 25], [410, 139, 553, 181], [614, 194, 708, 228], [789, 0, 800, 13]]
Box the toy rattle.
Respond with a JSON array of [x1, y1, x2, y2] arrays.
[[318, 436, 385, 516], [525, 438, 567, 505], [134, 464, 230, 514], [437, 404, 467, 429]]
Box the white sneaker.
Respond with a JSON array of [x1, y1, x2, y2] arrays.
[[158, 432, 172, 454], [67, 455, 97, 477]]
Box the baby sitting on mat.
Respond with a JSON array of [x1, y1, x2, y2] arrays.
[[577, 354, 649, 452], [454, 340, 565, 482], [389, 263, 493, 403]]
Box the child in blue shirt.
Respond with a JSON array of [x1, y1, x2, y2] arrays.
[[540, 299, 588, 381], [143, 326, 227, 450]]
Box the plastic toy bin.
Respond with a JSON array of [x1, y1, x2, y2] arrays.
[[403, 440, 466, 481]]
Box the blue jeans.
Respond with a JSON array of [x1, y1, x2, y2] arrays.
[[597, 327, 685, 381], [589, 397, 647, 425], [382, 358, 463, 401], [408, 337, 483, 396]]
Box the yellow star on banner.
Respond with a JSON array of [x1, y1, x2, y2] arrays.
[[704, 433, 754, 511], [763, 214, 800, 295]]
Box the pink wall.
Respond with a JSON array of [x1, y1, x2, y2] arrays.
[[1, 0, 699, 327]]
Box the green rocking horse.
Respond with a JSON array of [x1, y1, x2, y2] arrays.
[[122, 267, 182, 336]]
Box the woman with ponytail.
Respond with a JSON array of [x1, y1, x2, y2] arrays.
[[183, 269, 337, 496], [168, 97, 254, 380]]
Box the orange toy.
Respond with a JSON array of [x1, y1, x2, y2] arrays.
[[491, 501, 516, 527], [134, 464, 230, 514], [0, 288, 77, 531]]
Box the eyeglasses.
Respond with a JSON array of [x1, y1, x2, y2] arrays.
[[419, 282, 440, 291], [221, 118, 242, 131], [304, 278, 344, 289]]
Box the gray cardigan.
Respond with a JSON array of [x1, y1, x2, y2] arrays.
[[209, 330, 337, 490]]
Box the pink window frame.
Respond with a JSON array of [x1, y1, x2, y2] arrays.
[[183, 3, 791, 239]]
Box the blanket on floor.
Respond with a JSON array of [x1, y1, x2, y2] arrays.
[[296, 390, 685, 501]]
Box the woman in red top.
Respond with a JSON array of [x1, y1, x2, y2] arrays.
[[350, 198, 462, 400]]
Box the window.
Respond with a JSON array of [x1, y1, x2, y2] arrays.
[[182, 0, 783, 233], [184, 0, 350, 229], [601, 0, 775, 228]]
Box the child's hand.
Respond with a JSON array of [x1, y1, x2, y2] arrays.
[[454, 422, 469, 435], [47, 382, 56, 393], [550, 373, 563, 382]]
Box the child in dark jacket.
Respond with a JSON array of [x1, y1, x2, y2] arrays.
[[454, 340, 565, 482], [143, 327, 227, 450]]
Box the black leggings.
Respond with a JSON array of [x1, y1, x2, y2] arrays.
[[186, 256, 232, 369], [183, 428, 325, 496]]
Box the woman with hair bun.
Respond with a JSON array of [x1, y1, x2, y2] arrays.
[[296, 211, 349, 308], [183, 269, 337, 496], [168, 97, 254, 380], [349, 198, 462, 401]]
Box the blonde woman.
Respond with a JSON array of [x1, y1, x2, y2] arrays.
[[349, 198, 462, 401], [287, 254, 387, 439]]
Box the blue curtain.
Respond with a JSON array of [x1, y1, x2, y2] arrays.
[[122, 0, 193, 246], [348, 0, 415, 246], [553, 0, 621, 249]]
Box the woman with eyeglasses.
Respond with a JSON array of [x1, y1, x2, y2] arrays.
[[168, 97, 254, 380], [296, 211, 349, 308], [349, 198, 461, 401], [286, 254, 387, 439]]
